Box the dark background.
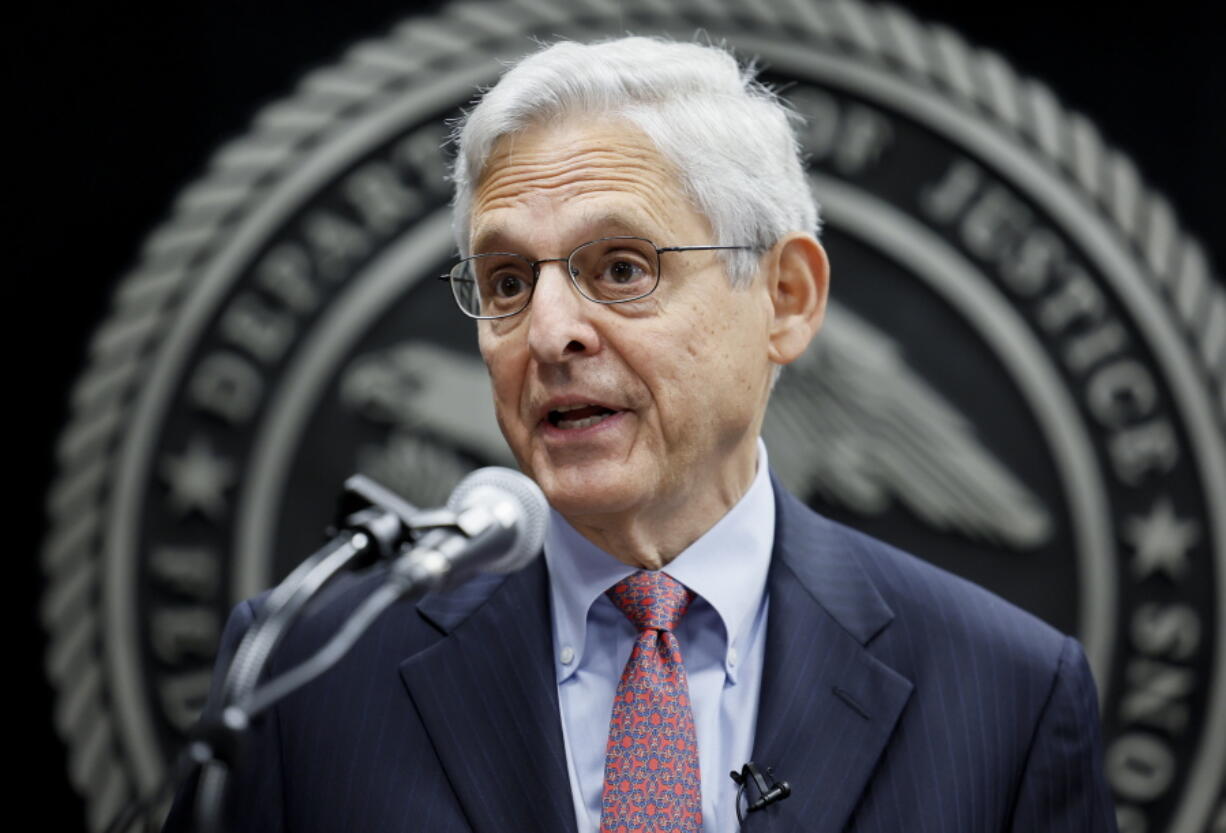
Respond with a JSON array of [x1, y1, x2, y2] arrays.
[[15, 0, 1222, 829]]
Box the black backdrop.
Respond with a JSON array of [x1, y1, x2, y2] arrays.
[[16, 1, 1222, 829]]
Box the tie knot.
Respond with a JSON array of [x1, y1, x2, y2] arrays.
[[606, 571, 694, 632]]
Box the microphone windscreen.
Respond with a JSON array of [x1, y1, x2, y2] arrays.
[[447, 467, 548, 573]]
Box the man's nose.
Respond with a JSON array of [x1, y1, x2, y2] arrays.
[[526, 261, 600, 363]]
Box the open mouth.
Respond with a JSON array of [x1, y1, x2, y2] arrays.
[[547, 403, 618, 430]]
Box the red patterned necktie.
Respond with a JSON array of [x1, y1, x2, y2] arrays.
[[601, 571, 702, 833]]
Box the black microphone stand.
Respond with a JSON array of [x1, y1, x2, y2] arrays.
[[103, 475, 430, 833], [109, 469, 541, 833], [191, 478, 506, 833]]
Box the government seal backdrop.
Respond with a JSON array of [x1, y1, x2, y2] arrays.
[[40, 1, 1225, 831]]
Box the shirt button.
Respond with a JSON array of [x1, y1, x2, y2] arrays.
[[560, 646, 575, 665], [728, 647, 739, 667]]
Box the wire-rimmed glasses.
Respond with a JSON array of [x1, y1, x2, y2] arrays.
[[441, 236, 754, 319]]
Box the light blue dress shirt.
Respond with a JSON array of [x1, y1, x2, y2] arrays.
[[544, 440, 775, 833]]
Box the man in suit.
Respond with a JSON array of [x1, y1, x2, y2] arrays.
[[168, 35, 1118, 832]]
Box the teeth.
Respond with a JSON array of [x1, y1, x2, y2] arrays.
[[556, 413, 611, 430], [554, 403, 595, 414]]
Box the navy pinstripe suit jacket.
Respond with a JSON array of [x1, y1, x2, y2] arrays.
[[166, 478, 1118, 832]]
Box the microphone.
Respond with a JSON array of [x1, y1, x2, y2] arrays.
[[228, 466, 547, 720], [748, 778, 791, 811], [730, 762, 791, 822], [186, 468, 549, 833], [390, 466, 549, 594]]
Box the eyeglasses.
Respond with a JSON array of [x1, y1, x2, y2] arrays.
[[440, 236, 755, 319]]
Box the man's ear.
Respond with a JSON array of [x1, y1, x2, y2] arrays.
[[765, 233, 829, 365]]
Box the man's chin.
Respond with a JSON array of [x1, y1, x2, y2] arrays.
[[529, 463, 649, 523]]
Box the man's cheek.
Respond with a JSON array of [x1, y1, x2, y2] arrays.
[[490, 395, 517, 439], [489, 397, 531, 466]]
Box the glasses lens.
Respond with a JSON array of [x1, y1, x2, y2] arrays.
[[570, 238, 659, 303], [452, 254, 535, 318]]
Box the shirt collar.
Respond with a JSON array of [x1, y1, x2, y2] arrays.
[[545, 438, 775, 682]]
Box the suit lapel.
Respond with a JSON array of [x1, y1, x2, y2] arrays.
[[747, 483, 914, 833], [395, 480, 911, 833], [399, 559, 577, 833]]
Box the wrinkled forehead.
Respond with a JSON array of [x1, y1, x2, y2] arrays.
[[468, 118, 708, 254]]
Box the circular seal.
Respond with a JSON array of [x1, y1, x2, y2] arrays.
[[41, 1, 1224, 830]]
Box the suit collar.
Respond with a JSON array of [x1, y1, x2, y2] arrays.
[[768, 479, 895, 646], [746, 478, 914, 832], [415, 569, 510, 634], [401, 558, 578, 833]]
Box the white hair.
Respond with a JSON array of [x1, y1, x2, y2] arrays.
[[450, 36, 820, 287]]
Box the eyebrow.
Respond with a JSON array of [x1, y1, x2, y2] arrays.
[[471, 211, 657, 255]]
